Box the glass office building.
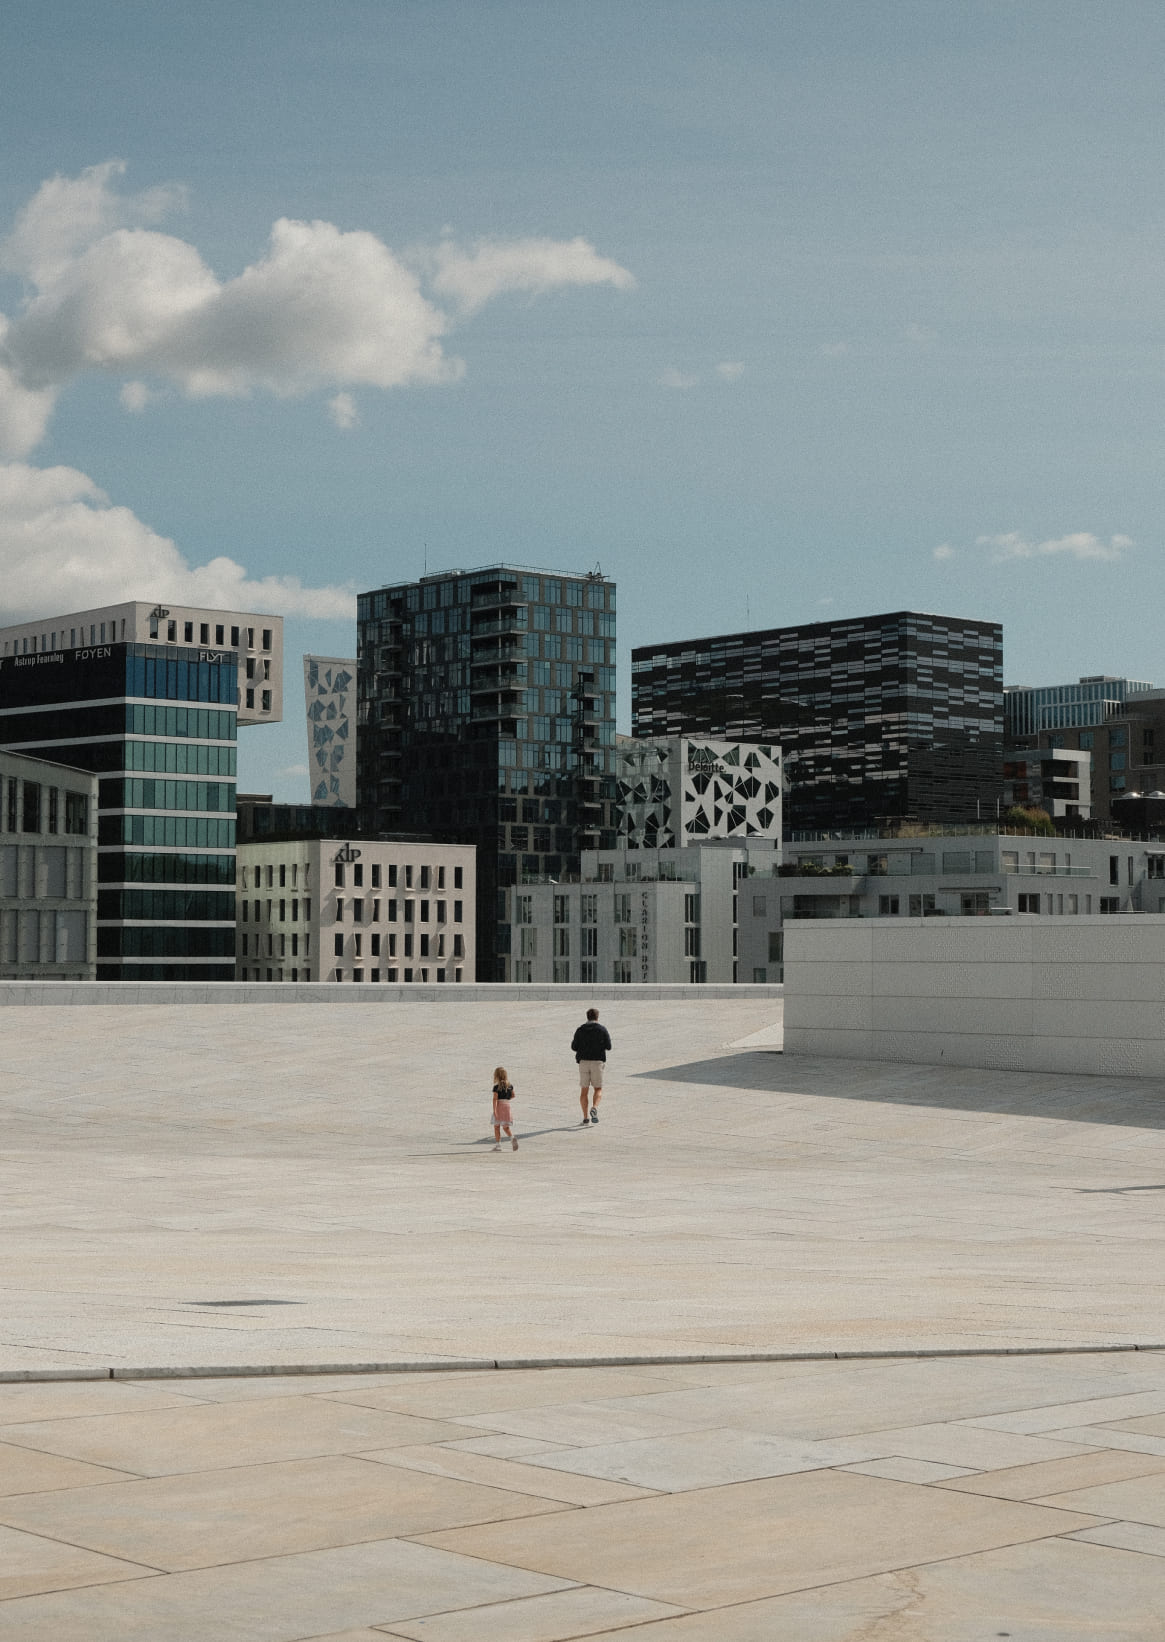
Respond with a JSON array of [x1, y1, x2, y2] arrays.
[[1004, 676, 1155, 738], [357, 565, 617, 979], [632, 610, 1003, 834], [0, 641, 238, 979]]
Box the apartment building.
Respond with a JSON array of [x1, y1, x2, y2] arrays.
[[236, 836, 475, 983], [0, 749, 98, 978], [358, 565, 617, 978], [504, 841, 781, 985]]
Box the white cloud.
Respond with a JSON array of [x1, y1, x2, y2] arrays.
[[327, 391, 358, 430], [715, 360, 745, 381], [119, 380, 152, 413], [0, 460, 355, 621], [424, 235, 634, 315], [659, 368, 700, 390], [978, 530, 1131, 563], [0, 163, 635, 454], [933, 543, 956, 561], [280, 764, 309, 778]]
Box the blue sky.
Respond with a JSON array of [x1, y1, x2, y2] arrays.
[[2, 1, 1164, 795]]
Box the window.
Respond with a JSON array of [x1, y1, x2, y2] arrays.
[[768, 931, 783, 964], [1148, 857, 1165, 880], [353, 898, 363, 921], [580, 959, 598, 982], [581, 927, 598, 957], [261, 691, 271, 713], [908, 893, 935, 916], [613, 892, 632, 923], [230, 626, 239, 648], [1100, 897, 1121, 913], [184, 621, 194, 643], [684, 926, 700, 956], [215, 624, 225, 646], [21, 781, 41, 832], [1017, 893, 1041, 913], [389, 865, 398, 887], [200, 623, 210, 644], [371, 864, 381, 889], [753, 968, 767, 983], [372, 898, 380, 921], [419, 934, 429, 957], [435, 900, 445, 922], [453, 900, 462, 921], [405, 865, 414, 889], [514, 960, 533, 982], [554, 927, 569, 957], [960, 892, 989, 916], [420, 899, 429, 922], [47, 787, 58, 835], [580, 894, 597, 924], [262, 629, 272, 650], [597, 862, 614, 882], [353, 864, 363, 887], [684, 893, 700, 923], [404, 901, 414, 922], [689, 960, 707, 983], [1110, 856, 1120, 885], [613, 959, 633, 982], [279, 899, 285, 921], [520, 927, 537, 957], [420, 865, 431, 890], [387, 899, 398, 921], [553, 894, 570, 924], [454, 866, 462, 888], [334, 934, 344, 956], [515, 895, 533, 924], [878, 895, 900, 915], [1067, 894, 1079, 913]]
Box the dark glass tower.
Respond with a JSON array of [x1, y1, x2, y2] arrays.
[[357, 566, 617, 978], [632, 610, 1003, 833], [0, 642, 237, 978]]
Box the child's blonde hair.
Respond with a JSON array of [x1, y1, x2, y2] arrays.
[[493, 1066, 509, 1084]]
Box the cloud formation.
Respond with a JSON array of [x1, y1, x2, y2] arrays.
[[0, 461, 355, 621], [0, 162, 635, 455], [933, 543, 956, 561], [979, 531, 1130, 563], [327, 391, 358, 430]]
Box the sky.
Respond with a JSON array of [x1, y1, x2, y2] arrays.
[[2, 0, 1164, 797]]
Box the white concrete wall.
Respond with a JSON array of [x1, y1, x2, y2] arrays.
[[783, 916, 1165, 1077]]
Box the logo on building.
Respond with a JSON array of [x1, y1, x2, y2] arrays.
[[333, 843, 362, 863]]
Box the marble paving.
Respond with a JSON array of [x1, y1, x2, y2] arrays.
[[4, 996, 1165, 1634], [2, 1353, 1165, 1637], [3, 997, 1165, 1371]]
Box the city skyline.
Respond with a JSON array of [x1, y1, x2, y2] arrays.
[[3, 2, 1164, 799]]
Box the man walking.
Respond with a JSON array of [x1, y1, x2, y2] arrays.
[[571, 1006, 612, 1125]]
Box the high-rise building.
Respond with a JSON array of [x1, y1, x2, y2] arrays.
[[357, 565, 617, 978], [1, 749, 98, 978], [0, 603, 283, 980], [632, 610, 1003, 834]]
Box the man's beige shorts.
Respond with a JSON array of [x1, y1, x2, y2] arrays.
[[578, 1060, 605, 1089]]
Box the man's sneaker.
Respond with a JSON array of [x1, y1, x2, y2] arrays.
[[492, 1143, 501, 1151], [590, 1109, 599, 1123]]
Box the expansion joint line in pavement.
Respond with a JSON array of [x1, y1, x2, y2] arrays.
[[3, 1341, 1164, 1384]]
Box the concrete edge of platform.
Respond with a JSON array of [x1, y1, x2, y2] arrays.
[[3, 1342, 1163, 1384], [0, 982, 784, 1006]]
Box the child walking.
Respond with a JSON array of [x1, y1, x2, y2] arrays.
[[492, 1066, 518, 1151]]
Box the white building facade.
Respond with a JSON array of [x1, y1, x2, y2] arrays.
[[304, 656, 357, 807], [616, 737, 781, 847], [236, 836, 475, 983], [1, 750, 98, 978], [506, 841, 781, 985], [0, 601, 284, 727]]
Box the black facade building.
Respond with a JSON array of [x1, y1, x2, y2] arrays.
[[0, 642, 238, 979], [631, 610, 1003, 834], [357, 565, 617, 978]]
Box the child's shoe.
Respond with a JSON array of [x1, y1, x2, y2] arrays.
[[492, 1143, 501, 1151], [511, 1136, 519, 1150]]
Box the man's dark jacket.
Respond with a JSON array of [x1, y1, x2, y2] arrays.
[[571, 1020, 612, 1062]]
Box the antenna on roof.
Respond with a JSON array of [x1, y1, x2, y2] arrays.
[[423, 541, 428, 576]]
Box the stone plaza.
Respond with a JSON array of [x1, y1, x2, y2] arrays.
[[2, 992, 1165, 1637]]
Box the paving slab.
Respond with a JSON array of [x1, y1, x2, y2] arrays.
[[417, 1470, 1105, 1608]]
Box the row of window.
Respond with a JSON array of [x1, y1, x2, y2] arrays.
[[100, 816, 236, 848], [2, 777, 89, 836], [241, 932, 310, 958], [333, 861, 462, 891], [0, 905, 88, 965], [510, 959, 708, 984], [238, 897, 465, 925], [237, 965, 466, 984], [96, 889, 235, 921], [330, 931, 464, 959], [147, 618, 273, 650], [99, 851, 236, 885], [127, 704, 236, 741], [1, 843, 88, 901], [96, 926, 236, 955], [99, 778, 236, 813], [124, 654, 237, 705], [121, 740, 237, 776]]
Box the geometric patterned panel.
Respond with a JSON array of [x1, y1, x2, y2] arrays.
[[681, 739, 782, 840], [303, 655, 357, 808], [616, 737, 781, 845]]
